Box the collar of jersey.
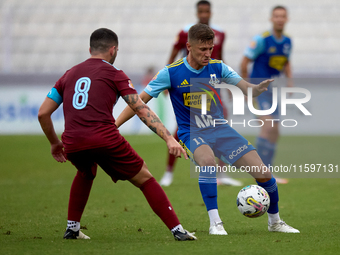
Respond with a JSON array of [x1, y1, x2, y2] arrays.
[[183, 57, 206, 74], [102, 59, 111, 65], [101, 59, 121, 70], [269, 30, 286, 44]]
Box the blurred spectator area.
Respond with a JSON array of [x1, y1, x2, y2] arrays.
[[1, 0, 340, 78]]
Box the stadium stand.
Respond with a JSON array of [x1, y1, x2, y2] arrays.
[[0, 0, 339, 76]]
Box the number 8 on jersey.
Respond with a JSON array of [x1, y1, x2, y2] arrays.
[[72, 77, 91, 110]]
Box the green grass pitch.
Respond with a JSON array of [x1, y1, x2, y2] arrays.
[[0, 135, 339, 254]]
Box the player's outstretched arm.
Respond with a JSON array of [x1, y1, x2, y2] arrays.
[[236, 79, 274, 98], [122, 93, 188, 159], [38, 97, 66, 163], [116, 91, 153, 128]]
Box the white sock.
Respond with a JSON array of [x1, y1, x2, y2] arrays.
[[67, 220, 80, 231], [171, 224, 184, 233], [268, 212, 280, 225], [208, 209, 222, 226]]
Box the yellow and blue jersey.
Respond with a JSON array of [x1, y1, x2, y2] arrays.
[[144, 57, 241, 136], [244, 30, 292, 79]]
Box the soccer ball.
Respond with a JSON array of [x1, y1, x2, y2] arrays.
[[236, 185, 270, 218]]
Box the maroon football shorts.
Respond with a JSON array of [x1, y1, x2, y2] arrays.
[[66, 137, 144, 182]]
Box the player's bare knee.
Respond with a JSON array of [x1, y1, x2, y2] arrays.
[[129, 162, 153, 188], [197, 155, 216, 167], [263, 123, 273, 134], [138, 162, 153, 178], [254, 165, 272, 181]]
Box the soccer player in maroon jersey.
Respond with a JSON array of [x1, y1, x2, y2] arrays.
[[38, 28, 196, 241], [160, 0, 242, 187], [168, 1, 225, 64]]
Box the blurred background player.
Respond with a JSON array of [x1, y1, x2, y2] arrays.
[[240, 6, 292, 184], [38, 28, 196, 241], [167, 0, 224, 63], [141, 66, 155, 88], [160, 0, 242, 187]]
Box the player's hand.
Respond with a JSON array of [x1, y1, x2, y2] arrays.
[[51, 140, 67, 163], [166, 137, 188, 160], [258, 79, 274, 92], [254, 79, 274, 97]]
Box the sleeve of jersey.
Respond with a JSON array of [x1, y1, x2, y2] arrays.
[[221, 31, 226, 43], [221, 63, 242, 86], [287, 38, 292, 60], [47, 76, 64, 105], [144, 67, 171, 98], [47, 87, 63, 105], [115, 71, 138, 97], [173, 31, 187, 50], [244, 35, 265, 60]]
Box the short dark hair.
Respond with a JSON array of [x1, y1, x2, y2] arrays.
[[188, 23, 214, 44], [272, 5, 287, 13], [90, 28, 118, 53], [196, 0, 211, 8]]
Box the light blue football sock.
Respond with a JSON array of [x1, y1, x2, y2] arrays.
[[198, 166, 218, 211]]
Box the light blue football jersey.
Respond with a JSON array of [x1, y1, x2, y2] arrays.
[[144, 57, 241, 136]]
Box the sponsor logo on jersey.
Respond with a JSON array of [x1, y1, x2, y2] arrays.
[[268, 46, 277, 53], [181, 79, 189, 85], [250, 41, 257, 49], [268, 55, 287, 71], [178, 79, 192, 88], [182, 92, 214, 110], [229, 144, 248, 160]]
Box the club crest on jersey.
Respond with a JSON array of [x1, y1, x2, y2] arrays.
[[128, 80, 134, 88], [209, 74, 220, 87], [283, 43, 290, 55]]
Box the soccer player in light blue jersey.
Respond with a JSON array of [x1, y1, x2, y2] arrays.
[[116, 23, 299, 235], [240, 6, 292, 184], [161, 0, 242, 188]]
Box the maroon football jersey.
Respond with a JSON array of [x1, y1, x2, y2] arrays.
[[173, 24, 225, 60], [54, 58, 137, 153]]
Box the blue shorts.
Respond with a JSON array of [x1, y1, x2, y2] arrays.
[[256, 90, 279, 117], [178, 125, 255, 165]]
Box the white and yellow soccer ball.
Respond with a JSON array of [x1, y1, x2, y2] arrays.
[[237, 185, 270, 218]]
